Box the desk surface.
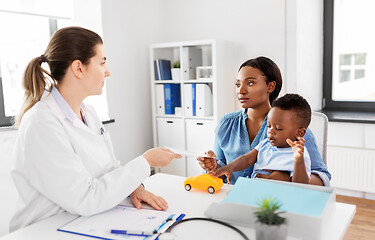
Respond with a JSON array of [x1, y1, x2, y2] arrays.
[[1, 173, 356, 240]]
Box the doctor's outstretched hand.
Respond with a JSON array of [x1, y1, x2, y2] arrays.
[[143, 147, 182, 168]]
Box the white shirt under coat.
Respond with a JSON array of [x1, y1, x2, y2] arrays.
[[10, 87, 150, 232]]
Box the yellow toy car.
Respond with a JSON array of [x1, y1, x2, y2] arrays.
[[184, 174, 224, 194]]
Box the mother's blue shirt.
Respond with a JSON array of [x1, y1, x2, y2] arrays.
[[213, 109, 331, 185]]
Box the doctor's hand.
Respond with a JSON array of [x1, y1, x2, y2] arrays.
[[143, 147, 182, 168], [197, 150, 217, 172], [130, 185, 168, 211]]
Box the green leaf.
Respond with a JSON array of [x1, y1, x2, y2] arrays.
[[254, 197, 286, 225], [173, 61, 180, 68]]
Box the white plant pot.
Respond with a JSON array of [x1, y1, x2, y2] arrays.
[[171, 68, 181, 81], [255, 221, 287, 240]]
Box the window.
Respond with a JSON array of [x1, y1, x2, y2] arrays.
[[0, 0, 110, 127], [0, 12, 53, 126], [323, 0, 375, 112]]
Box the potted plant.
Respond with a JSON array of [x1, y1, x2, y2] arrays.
[[254, 197, 287, 240], [171, 60, 181, 81]]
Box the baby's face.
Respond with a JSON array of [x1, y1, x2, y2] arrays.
[[267, 107, 301, 148]]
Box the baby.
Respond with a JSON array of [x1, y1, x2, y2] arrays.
[[211, 93, 312, 184]]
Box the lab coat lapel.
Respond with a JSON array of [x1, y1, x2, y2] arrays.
[[71, 117, 94, 134], [43, 92, 95, 135]]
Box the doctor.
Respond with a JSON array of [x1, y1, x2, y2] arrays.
[[10, 26, 181, 232]]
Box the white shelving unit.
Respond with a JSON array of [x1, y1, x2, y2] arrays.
[[149, 39, 234, 177]]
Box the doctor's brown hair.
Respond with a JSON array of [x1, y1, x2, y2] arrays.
[[15, 27, 103, 127]]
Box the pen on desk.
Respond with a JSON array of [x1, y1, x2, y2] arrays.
[[110, 229, 155, 236], [167, 214, 185, 231], [154, 214, 174, 232], [164, 214, 186, 233], [155, 214, 185, 240]]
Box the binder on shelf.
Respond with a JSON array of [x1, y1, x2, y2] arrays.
[[192, 83, 196, 116], [164, 84, 181, 115], [196, 83, 213, 117], [154, 59, 172, 80], [183, 84, 193, 117], [182, 47, 202, 80], [156, 84, 165, 115]]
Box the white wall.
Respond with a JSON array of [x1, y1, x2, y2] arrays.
[[101, 1, 164, 163], [285, 0, 324, 110], [101, 0, 375, 201], [102, 0, 289, 164]]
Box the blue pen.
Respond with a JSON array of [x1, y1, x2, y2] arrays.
[[110, 229, 155, 236], [175, 214, 185, 222], [154, 214, 175, 232], [155, 214, 186, 240]]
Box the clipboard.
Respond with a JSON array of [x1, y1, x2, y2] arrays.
[[58, 205, 185, 240]]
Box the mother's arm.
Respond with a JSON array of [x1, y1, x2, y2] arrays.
[[304, 128, 331, 186]]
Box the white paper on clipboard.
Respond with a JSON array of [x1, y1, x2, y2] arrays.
[[58, 205, 181, 240]]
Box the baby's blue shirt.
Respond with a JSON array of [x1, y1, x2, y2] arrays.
[[252, 138, 311, 179], [213, 109, 331, 185]]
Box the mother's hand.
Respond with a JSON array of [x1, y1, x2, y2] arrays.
[[130, 185, 168, 211], [197, 150, 217, 172]]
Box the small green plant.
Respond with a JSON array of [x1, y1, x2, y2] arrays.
[[173, 61, 180, 68], [254, 197, 286, 226]]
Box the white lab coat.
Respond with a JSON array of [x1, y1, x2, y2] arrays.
[[9, 92, 150, 232]]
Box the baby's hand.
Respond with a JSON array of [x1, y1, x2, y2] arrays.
[[210, 165, 233, 184], [286, 137, 305, 162]]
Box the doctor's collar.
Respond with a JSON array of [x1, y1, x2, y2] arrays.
[[51, 87, 87, 123]]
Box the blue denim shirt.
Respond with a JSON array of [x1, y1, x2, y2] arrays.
[[213, 109, 331, 185]]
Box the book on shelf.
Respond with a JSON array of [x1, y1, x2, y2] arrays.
[[154, 59, 172, 80]]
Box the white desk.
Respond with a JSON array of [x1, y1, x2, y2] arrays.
[[1, 173, 356, 240]]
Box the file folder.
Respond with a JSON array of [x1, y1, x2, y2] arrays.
[[164, 84, 181, 115], [192, 83, 196, 116], [196, 84, 213, 117], [182, 47, 202, 80], [156, 84, 165, 115], [183, 84, 193, 117]]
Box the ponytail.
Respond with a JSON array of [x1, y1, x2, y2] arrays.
[[15, 26, 103, 127], [15, 56, 55, 127]]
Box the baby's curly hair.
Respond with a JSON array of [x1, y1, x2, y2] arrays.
[[271, 93, 311, 128]]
